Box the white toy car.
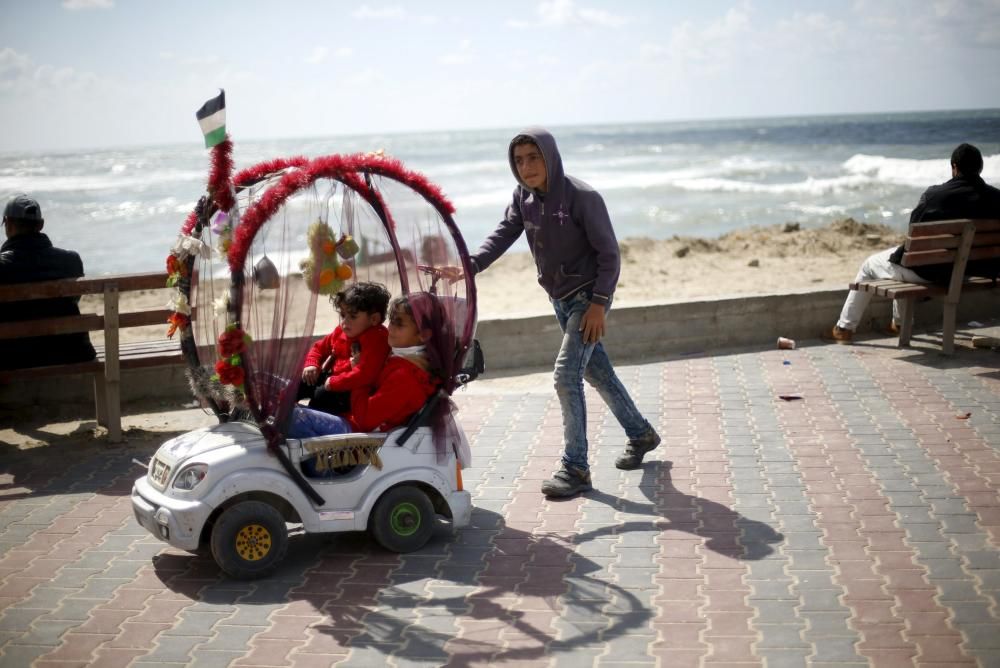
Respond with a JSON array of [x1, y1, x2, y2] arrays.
[[138, 137, 483, 579], [132, 411, 473, 579]]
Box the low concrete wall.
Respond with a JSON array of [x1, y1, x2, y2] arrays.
[[2, 288, 998, 413], [477, 287, 1000, 370]]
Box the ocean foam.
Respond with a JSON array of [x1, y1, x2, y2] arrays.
[[671, 174, 871, 195], [843, 153, 1000, 187], [0, 169, 205, 193]]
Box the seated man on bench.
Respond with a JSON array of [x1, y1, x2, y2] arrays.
[[830, 143, 1000, 343], [0, 194, 96, 369]]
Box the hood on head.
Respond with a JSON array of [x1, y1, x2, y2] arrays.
[[508, 127, 564, 194]]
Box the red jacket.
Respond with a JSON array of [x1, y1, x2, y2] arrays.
[[349, 355, 439, 432], [303, 325, 390, 392]]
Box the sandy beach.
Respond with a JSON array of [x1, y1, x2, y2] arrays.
[[85, 218, 901, 344], [474, 217, 901, 317]]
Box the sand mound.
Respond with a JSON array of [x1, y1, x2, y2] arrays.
[[621, 218, 903, 265]]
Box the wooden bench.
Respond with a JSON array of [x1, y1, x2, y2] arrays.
[[0, 272, 187, 441], [850, 218, 1000, 354]]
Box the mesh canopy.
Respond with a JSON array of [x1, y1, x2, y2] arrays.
[[173, 152, 476, 449]]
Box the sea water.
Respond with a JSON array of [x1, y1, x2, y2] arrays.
[[0, 108, 997, 275]]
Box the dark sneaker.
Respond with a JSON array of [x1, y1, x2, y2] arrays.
[[615, 427, 661, 470], [540, 465, 592, 497]]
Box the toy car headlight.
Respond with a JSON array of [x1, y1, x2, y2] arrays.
[[173, 464, 208, 491]]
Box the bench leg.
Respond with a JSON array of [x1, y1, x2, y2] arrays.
[[942, 302, 958, 355], [94, 374, 108, 427], [105, 380, 122, 442], [897, 298, 915, 348]]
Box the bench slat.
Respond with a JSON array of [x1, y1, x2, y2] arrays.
[[908, 218, 1000, 237], [863, 281, 944, 298], [901, 245, 1000, 267], [0, 308, 190, 340], [0, 314, 104, 339], [0, 271, 168, 302], [851, 276, 994, 298], [97, 340, 183, 354], [95, 340, 181, 357], [905, 232, 1000, 252], [0, 360, 104, 380]]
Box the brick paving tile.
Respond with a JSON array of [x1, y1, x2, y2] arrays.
[[88, 648, 149, 668], [3, 340, 1000, 666], [288, 652, 349, 668], [231, 638, 306, 666]]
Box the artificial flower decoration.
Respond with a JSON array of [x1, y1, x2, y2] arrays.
[[172, 233, 210, 260], [212, 211, 235, 254], [165, 254, 188, 288], [212, 324, 251, 392], [168, 291, 192, 316], [214, 358, 246, 388], [166, 312, 190, 339], [212, 294, 230, 316], [217, 326, 248, 357]]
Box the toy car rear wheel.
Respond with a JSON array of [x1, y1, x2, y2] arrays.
[[210, 501, 288, 579], [370, 485, 435, 553]]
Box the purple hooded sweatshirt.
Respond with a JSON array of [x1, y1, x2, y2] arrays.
[[470, 128, 620, 306]]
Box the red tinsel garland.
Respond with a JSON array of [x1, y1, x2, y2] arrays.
[[180, 208, 199, 236], [349, 153, 456, 216], [228, 154, 372, 272], [208, 137, 235, 213], [233, 156, 309, 189], [226, 152, 457, 276]]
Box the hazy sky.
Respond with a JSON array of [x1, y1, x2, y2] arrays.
[[2, 0, 999, 152]]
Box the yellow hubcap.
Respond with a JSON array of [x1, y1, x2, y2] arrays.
[[235, 523, 272, 561]]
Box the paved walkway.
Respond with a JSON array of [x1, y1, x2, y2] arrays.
[[2, 332, 1000, 667]]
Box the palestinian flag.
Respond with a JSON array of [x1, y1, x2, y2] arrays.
[[196, 90, 226, 148]]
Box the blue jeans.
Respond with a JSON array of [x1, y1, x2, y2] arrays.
[[287, 406, 352, 478], [551, 290, 651, 472]]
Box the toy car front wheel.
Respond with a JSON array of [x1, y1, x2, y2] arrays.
[[370, 485, 435, 553], [210, 501, 288, 579]]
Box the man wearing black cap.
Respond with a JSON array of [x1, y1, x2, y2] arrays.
[[0, 194, 97, 369]]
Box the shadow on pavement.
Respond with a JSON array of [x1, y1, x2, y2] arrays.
[[151, 506, 649, 663], [0, 425, 184, 502], [579, 461, 784, 560], [147, 461, 783, 662]]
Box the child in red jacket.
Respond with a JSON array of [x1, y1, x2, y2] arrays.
[[297, 281, 391, 415], [347, 292, 441, 432], [287, 292, 445, 448]]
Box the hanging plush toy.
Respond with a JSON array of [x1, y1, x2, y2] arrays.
[[299, 220, 359, 295]]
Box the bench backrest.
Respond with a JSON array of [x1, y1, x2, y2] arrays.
[[901, 218, 1000, 267], [0, 271, 175, 341]]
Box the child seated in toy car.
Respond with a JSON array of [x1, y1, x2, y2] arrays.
[[288, 291, 450, 473], [296, 281, 392, 416]]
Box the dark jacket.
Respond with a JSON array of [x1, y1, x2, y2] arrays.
[[890, 175, 1000, 283], [470, 127, 620, 305], [0, 232, 97, 369]]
